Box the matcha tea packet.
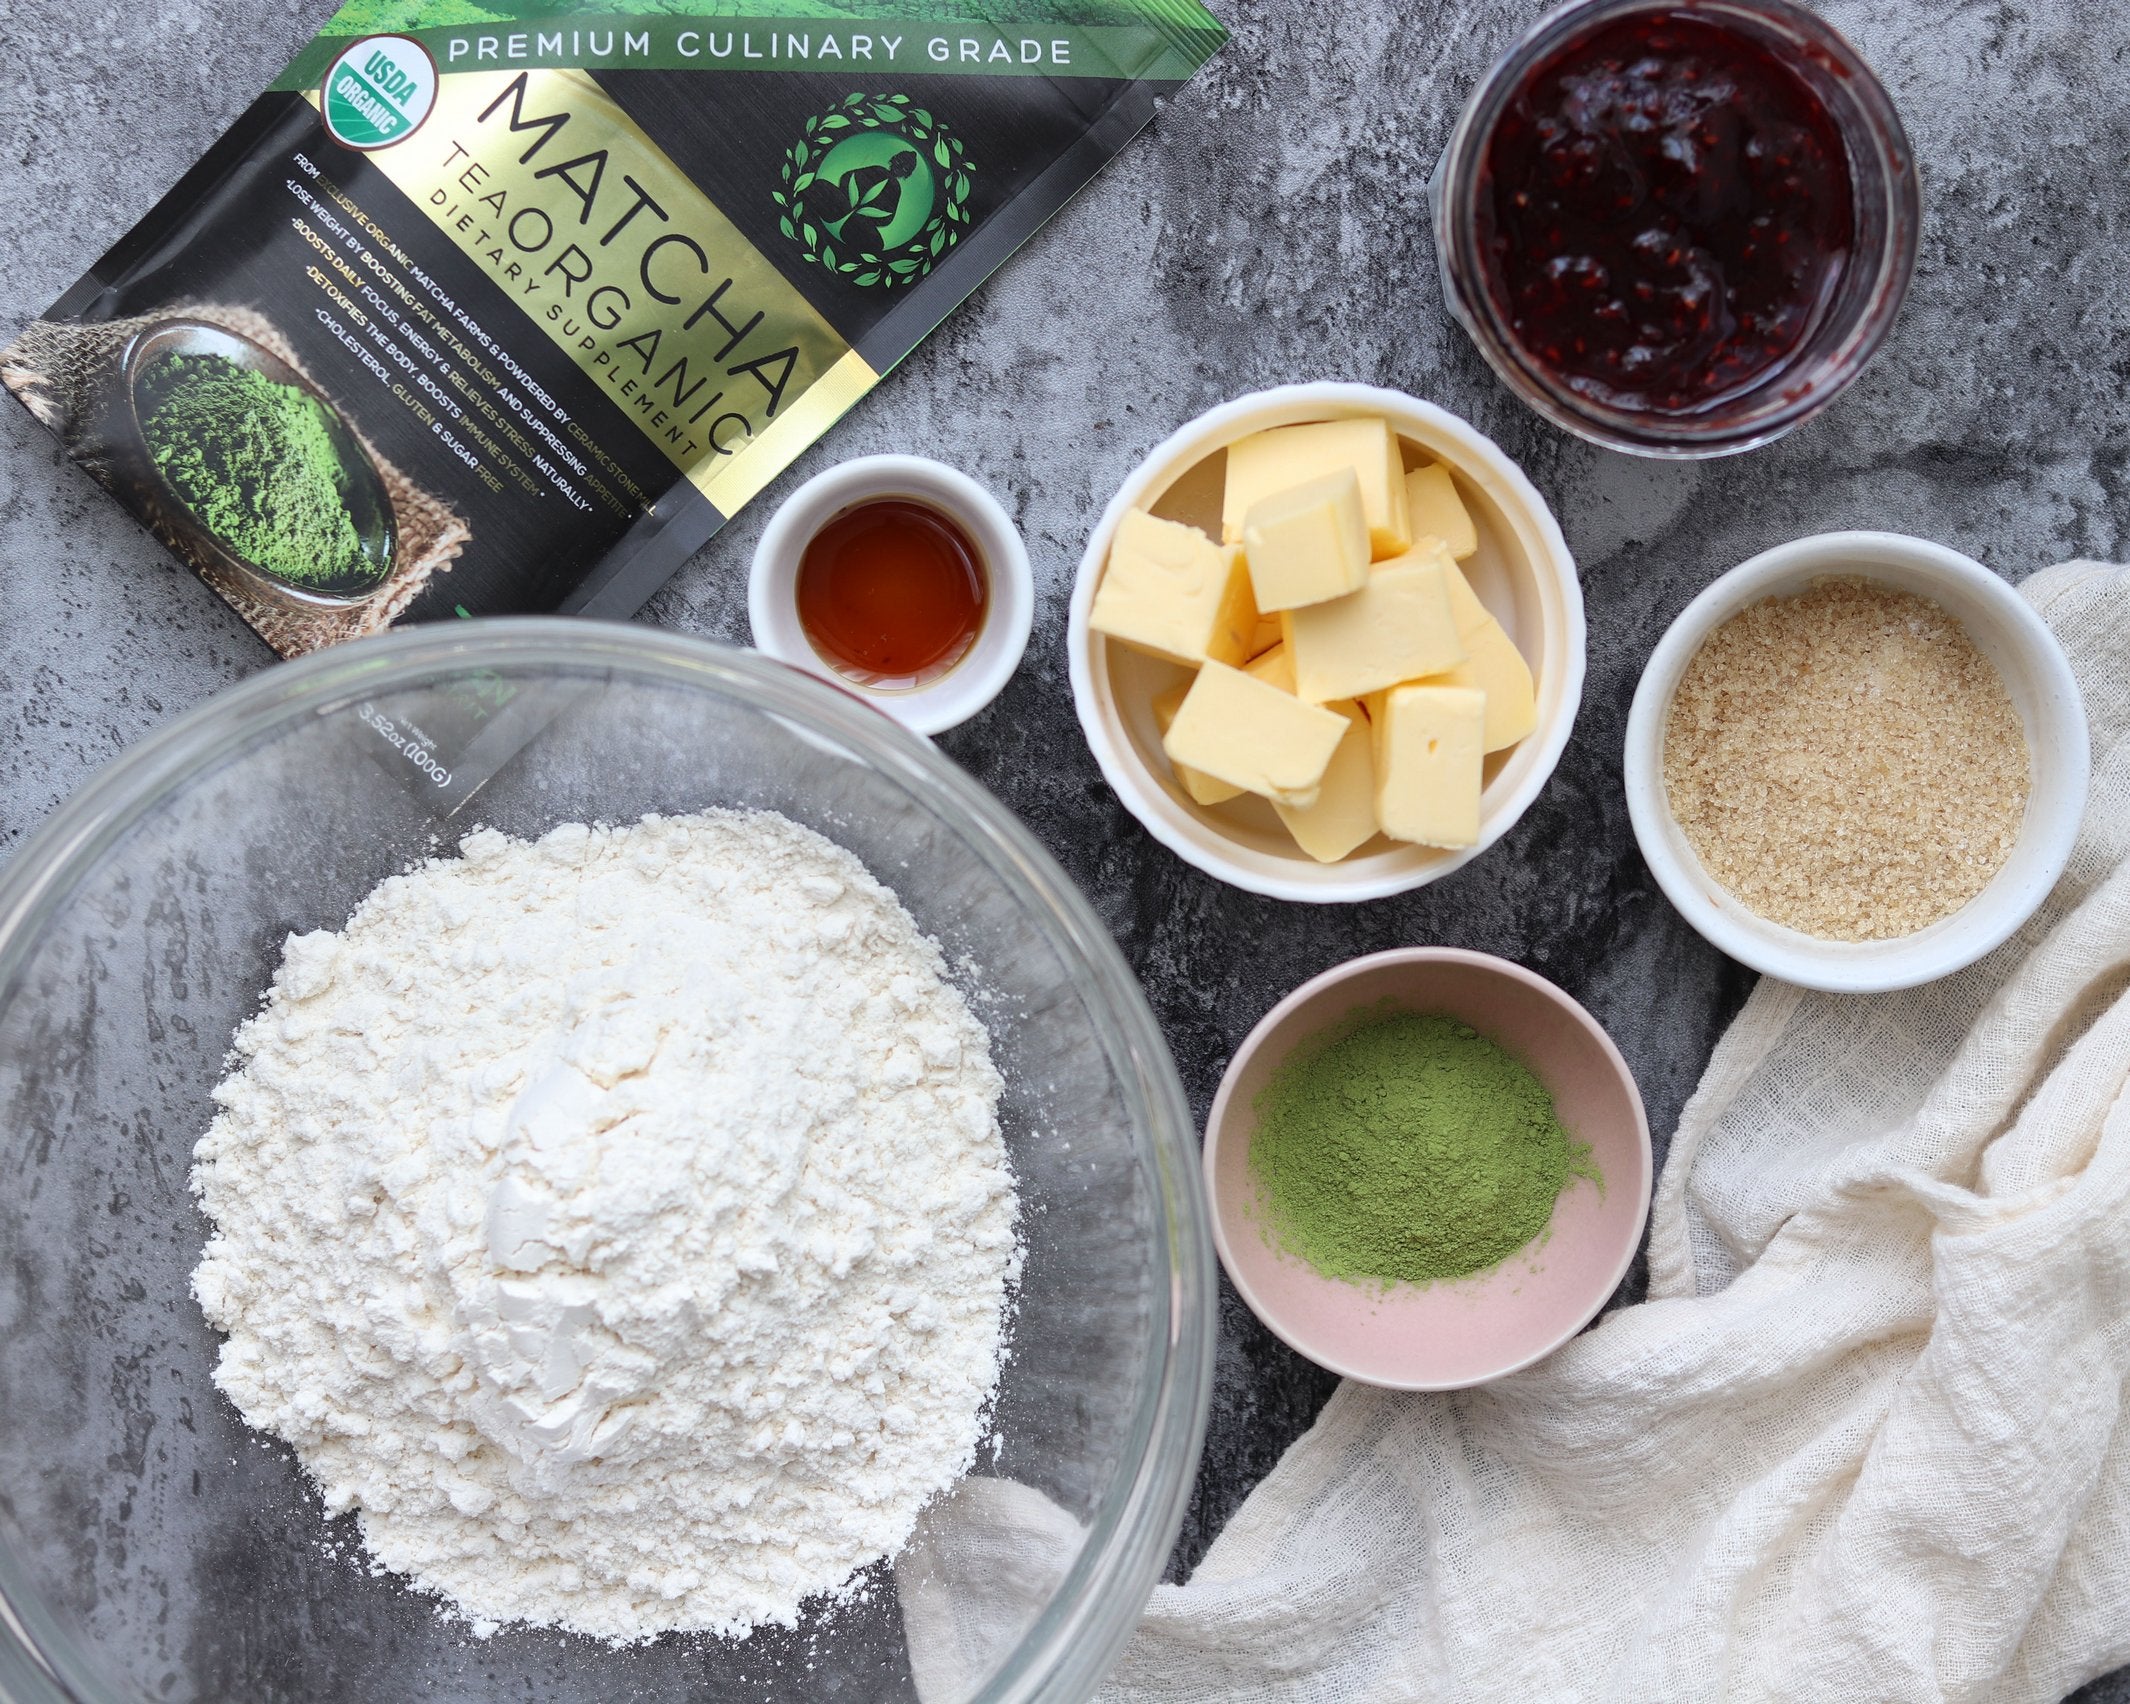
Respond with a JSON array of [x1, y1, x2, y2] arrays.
[[4, 0, 1223, 662]]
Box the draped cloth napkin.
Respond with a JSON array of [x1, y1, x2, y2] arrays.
[[899, 561, 2130, 1704]]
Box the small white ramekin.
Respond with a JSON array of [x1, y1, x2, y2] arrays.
[[749, 455, 1033, 736], [1067, 383, 1586, 903], [1624, 531, 2089, 993]]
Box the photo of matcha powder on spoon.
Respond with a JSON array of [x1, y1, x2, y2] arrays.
[[134, 350, 387, 598], [1249, 1010, 1600, 1287]]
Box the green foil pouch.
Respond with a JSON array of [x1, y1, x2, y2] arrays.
[[3, 0, 1223, 663]]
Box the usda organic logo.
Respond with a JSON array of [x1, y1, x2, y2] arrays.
[[322, 35, 437, 150]]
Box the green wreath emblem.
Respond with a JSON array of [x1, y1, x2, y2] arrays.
[[772, 93, 973, 289]]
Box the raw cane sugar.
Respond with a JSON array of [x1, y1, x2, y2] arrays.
[[1662, 576, 2031, 942]]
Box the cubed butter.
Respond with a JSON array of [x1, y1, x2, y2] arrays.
[[1423, 562, 1538, 753], [1240, 468, 1372, 611], [1090, 509, 1258, 668], [1273, 702, 1378, 862], [1222, 417, 1413, 561], [1374, 685, 1485, 849], [1152, 682, 1244, 807], [1426, 621, 1537, 753], [1246, 641, 1296, 695], [1281, 552, 1465, 703], [1163, 660, 1348, 809], [1439, 553, 1494, 642], [1405, 462, 1478, 560], [1248, 612, 1286, 658]]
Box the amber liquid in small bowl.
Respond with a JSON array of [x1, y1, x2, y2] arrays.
[[796, 497, 988, 691]]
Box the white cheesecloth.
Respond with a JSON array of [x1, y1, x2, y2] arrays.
[[898, 560, 2130, 1704]]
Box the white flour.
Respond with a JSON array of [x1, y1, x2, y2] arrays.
[[190, 810, 1018, 1643]]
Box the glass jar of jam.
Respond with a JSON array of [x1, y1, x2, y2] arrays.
[[1432, 0, 1917, 457]]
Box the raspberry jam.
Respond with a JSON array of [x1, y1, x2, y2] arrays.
[[1477, 11, 1855, 416]]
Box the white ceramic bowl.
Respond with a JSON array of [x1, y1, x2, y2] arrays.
[[750, 454, 1034, 736], [1624, 531, 2090, 993], [1067, 384, 1586, 903]]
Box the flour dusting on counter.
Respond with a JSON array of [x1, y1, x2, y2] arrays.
[[190, 810, 1019, 1643]]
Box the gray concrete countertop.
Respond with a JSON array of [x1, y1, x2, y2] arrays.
[[4, 0, 2127, 1696]]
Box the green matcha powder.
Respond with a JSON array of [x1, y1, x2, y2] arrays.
[[1249, 1011, 1599, 1286], [137, 352, 375, 591]]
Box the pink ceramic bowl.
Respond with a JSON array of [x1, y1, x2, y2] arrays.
[[1204, 948, 1652, 1390]]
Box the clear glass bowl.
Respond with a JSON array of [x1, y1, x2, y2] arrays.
[[0, 621, 1214, 1704], [1432, 0, 1920, 458]]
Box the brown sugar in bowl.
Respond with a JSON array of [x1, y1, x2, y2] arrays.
[[1624, 531, 2088, 994]]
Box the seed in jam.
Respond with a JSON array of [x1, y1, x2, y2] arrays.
[[796, 497, 988, 690], [1477, 10, 1855, 416]]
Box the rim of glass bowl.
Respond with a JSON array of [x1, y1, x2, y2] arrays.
[[1431, 0, 1920, 459], [0, 618, 1215, 1704]]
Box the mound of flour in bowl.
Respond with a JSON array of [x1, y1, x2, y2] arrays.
[[190, 810, 1018, 1643]]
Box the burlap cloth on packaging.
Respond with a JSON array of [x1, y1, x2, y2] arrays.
[[898, 562, 2130, 1704], [3, 304, 467, 656]]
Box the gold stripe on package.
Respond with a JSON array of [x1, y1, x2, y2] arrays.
[[336, 68, 875, 512]]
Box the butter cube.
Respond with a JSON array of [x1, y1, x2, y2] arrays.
[[1246, 641, 1297, 695], [1163, 661, 1348, 809], [1439, 554, 1494, 642], [1152, 682, 1244, 807], [1248, 612, 1286, 658], [1405, 462, 1478, 561], [1374, 685, 1485, 849], [1240, 643, 1376, 857], [1281, 552, 1465, 703], [1090, 510, 1258, 668], [1223, 418, 1413, 561], [1423, 562, 1538, 752], [1426, 622, 1537, 753], [1240, 468, 1372, 611], [1274, 702, 1378, 862]]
